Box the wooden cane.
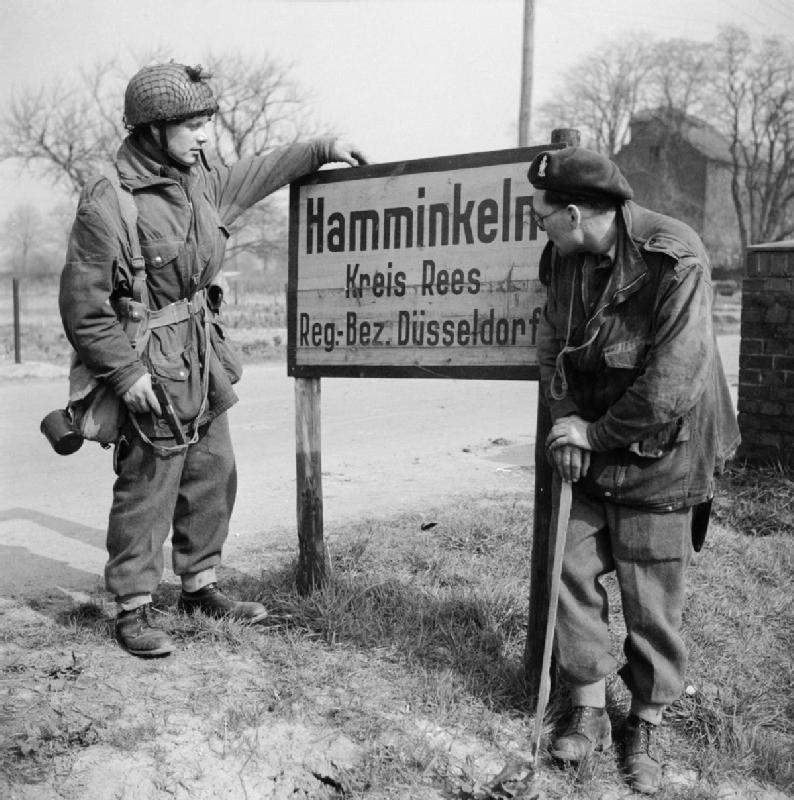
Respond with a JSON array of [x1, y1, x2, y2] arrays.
[[530, 476, 572, 768]]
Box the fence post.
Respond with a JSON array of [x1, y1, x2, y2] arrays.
[[524, 127, 581, 696], [12, 278, 21, 364]]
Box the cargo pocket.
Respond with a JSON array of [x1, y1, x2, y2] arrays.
[[148, 352, 198, 421], [145, 324, 203, 422], [600, 337, 649, 402], [612, 505, 692, 562]]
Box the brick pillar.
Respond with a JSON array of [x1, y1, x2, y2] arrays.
[[737, 241, 794, 465]]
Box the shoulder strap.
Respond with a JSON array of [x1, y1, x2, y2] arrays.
[[104, 168, 147, 307]]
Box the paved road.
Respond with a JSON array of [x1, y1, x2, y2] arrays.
[[0, 365, 538, 598], [0, 336, 739, 600]]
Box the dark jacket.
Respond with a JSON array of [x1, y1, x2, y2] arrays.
[[60, 135, 338, 436], [537, 201, 740, 510]]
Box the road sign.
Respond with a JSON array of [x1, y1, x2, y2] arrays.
[[288, 145, 556, 379]]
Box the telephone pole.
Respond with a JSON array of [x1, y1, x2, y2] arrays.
[[518, 0, 534, 146]]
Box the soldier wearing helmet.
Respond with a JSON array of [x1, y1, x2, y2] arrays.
[[60, 61, 368, 658], [123, 62, 220, 128]]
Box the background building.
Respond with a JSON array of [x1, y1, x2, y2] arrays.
[[615, 109, 741, 272]]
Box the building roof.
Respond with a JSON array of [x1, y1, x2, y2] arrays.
[[631, 109, 732, 164]]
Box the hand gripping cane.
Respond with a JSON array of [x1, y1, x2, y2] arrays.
[[530, 476, 572, 768]]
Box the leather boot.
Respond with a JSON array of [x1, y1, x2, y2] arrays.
[[550, 706, 612, 762], [622, 715, 662, 794], [116, 605, 176, 657], [178, 583, 268, 623]]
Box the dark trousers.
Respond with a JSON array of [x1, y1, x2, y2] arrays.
[[554, 486, 693, 708], [105, 413, 236, 603]]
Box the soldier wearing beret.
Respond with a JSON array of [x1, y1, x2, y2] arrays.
[[527, 146, 739, 793]]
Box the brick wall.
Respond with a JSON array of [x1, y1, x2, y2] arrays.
[[737, 242, 794, 464]]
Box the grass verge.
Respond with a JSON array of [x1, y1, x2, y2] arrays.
[[1, 484, 792, 799]]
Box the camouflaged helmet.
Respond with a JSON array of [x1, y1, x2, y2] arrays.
[[123, 62, 218, 129]]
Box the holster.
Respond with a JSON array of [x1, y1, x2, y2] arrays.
[[691, 498, 712, 552]]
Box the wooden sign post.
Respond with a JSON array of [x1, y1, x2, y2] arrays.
[[287, 147, 559, 641], [294, 376, 324, 594], [524, 128, 580, 696]]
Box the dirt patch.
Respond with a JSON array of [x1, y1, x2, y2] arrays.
[[1, 579, 514, 800], [0, 595, 380, 800]]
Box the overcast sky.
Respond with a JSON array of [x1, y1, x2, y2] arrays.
[[1, 0, 793, 221]]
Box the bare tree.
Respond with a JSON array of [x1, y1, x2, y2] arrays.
[[204, 52, 317, 164], [0, 52, 322, 270], [648, 38, 714, 118], [537, 29, 794, 251], [538, 35, 718, 157], [711, 27, 794, 248], [0, 57, 135, 194], [537, 36, 657, 155], [200, 52, 322, 266], [0, 204, 58, 275]]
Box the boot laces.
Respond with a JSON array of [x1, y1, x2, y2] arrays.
[[570, 707, 600, 738], [638, 720, 652, 751], [128, 604, 165, 626], [629, 717, 657, 759]]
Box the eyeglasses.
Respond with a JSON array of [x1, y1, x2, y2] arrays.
[[530, 206, 564, 231]]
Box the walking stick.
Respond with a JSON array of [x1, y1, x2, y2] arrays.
[[530, 476, 572, 768]]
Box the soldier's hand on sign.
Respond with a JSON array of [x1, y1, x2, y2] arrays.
[[330, 139, 369, 167], [546, 414, 592, 482]]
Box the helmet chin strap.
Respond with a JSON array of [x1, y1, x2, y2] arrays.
[[156, 122, 170, 158], [138, 123, 169, 160], [143, 121, 190, 173]]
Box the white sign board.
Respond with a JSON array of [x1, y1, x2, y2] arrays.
[[288, 146, 557, 379]]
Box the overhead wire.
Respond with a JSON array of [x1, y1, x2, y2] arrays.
[[756, 0, 794, 25], [545, 0, 793, 39], [722, 0, 794, 30]]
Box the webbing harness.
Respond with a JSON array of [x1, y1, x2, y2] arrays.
[[106, 169, 211, 456]]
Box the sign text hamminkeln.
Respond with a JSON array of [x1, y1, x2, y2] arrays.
[[287, 146, 556, 379]]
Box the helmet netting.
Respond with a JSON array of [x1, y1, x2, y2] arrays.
[[124, 62, 218, 128]]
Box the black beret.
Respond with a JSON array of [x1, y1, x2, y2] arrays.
[[527, 146, 633, 201]]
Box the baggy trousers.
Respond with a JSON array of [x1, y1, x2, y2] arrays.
[[554, 485, 693, 707], [105, 413, 236, 603]]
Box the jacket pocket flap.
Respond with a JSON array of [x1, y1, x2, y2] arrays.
[[603, 338, 647, 369], [149, 355, 189, 382], [141, 237, 182, 269]]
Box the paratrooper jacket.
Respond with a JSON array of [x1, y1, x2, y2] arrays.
[[60, 135, 338, 437]]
